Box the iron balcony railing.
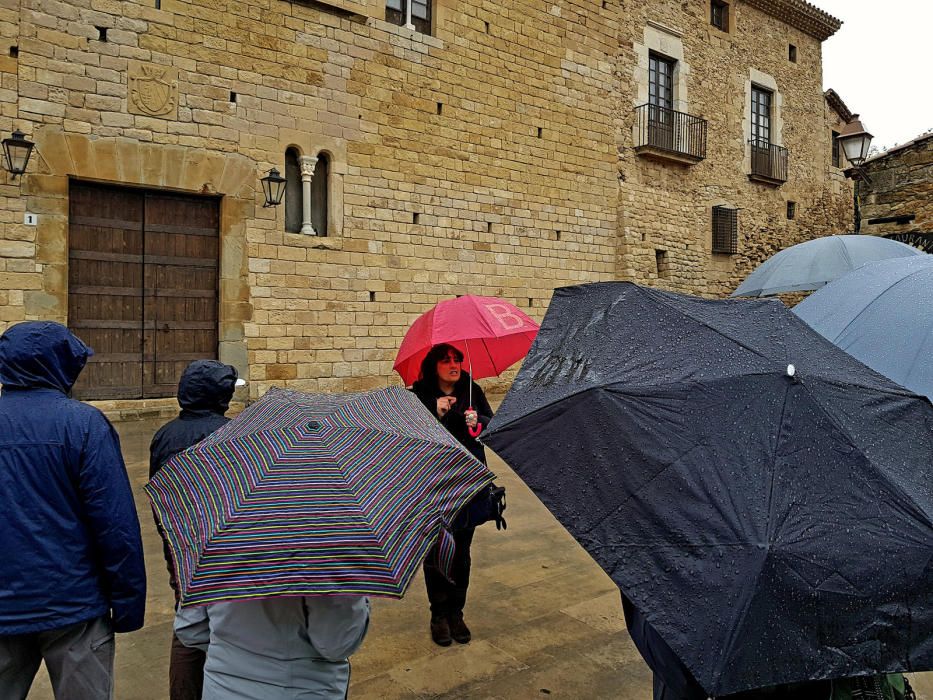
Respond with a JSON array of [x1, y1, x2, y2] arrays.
[[749, 139, 788, 183], [634, 104, 707, 162]]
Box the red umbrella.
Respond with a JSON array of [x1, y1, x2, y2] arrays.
[[394, 296, 540, 434]]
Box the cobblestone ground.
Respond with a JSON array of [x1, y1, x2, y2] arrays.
[[26, 418, 933, 699]]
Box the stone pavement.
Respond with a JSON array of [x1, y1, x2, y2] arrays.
[[26, 418, 933, 699]]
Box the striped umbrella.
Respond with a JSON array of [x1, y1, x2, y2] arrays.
[[145, 386, 495, 606]]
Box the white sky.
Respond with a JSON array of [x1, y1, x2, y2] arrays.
[[815, 0, 932, 152]]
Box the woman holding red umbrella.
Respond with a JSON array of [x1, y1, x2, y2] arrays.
[[412, 343, 494, 647], [396, 295, 537, 647]]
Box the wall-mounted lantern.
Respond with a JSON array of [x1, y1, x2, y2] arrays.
[[261, 167, 286, 208], [2, 130, 35, 177]]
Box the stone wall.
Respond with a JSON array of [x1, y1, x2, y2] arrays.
[[0, 0, 619, 399], [615, 0, 852, 298], [0, 0, 850, 400], [859, 134, 933, 237]]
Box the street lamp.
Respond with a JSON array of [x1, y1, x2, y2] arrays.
[[260, 167, 286, 208], [2, 129, 35, 177], [838, 114, 873, 233]]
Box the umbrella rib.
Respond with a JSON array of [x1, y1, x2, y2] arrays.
[[480, 335, 498, 377], [490, 372, 787, 434], [800, 380, 933, 528], [817, 268, 929, 348], [649, 291, 773, 363], [902, 322, 933, 390], [836, 236, 854, 270], [706, 379, 792, 688]]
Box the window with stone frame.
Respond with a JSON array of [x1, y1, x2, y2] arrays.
[[751, 85, 773, 147], [386, 0, 431, 34], [311, 154, 329, 237], [284, 148, 330, 236], [712, 206, 738, 254], [647, 52, 676, 150], [285, 148, 302, 234], [711, 0, 729, 31]]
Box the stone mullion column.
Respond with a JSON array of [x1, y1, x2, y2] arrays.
[[299, 155, 317, 235], [404, 0, 415, 30]]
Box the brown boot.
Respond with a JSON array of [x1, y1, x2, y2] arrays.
[[430, 616, 452, 647], [448, 614, 471, 644]]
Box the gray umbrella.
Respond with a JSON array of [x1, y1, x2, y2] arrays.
[[731, 234, 923, 298], [794, 254, 933, 403]]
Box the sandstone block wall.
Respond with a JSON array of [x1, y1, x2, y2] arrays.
[[0, 0, 850, 402]]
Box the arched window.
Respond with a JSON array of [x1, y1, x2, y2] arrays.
[[311, 153, 329, 237], [284, 147, 302, 234]]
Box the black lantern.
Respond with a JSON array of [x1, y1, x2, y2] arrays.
[[838, 114, 873, 167], [838, 115, 874, 234], [260, 167, 286, 208], [2, 129, 35, 177]]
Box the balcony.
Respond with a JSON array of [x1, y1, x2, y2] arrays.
[[748, 140, 788, 185], [634, 104, 707, 165]]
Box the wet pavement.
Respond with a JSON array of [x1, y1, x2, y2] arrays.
[[25, 417, 933, 699]]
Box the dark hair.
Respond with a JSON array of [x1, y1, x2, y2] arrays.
[[416, 343, 468, 392]]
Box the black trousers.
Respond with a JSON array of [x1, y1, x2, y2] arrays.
[[423, 527, 475, 620], [169, 631, 205, 700]]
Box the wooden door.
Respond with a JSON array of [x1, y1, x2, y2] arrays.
[[142, 192, 219, 398], [68, 183, 145, 399], [68, 182, 219, 400]]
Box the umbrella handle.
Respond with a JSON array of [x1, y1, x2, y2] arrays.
[[467, 406, 483, 437]]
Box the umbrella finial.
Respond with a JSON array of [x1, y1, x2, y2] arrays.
[[786, 364, 796, 377]]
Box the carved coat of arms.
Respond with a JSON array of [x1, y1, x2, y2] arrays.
[[128, 63, 178, 118]]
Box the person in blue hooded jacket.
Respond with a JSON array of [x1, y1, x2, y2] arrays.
[[0, 321, 146, 699]]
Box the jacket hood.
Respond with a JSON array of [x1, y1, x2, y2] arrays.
[[178, 360, 238, 413], [0, 321, 93, 393]]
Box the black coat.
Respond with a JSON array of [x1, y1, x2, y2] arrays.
[[411, 375, 493, 464], [149, 360, 237, 479], [149, 360, 237, 597]]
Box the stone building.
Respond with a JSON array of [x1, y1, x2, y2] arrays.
[[0, 0, 852, 412], [857, 132, 933, 252]]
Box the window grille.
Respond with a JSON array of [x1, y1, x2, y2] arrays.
[[712, 206, 738, 254]]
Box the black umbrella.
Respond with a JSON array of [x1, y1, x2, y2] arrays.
[[482, 282, 933, 696]]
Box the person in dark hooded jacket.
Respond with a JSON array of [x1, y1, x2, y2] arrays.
[[149, 359, 239, 700], [0, 321, 146, 700]]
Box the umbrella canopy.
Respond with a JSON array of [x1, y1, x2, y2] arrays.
[[794, 255, 933, 404], [146, 386, 495, 606], [394, 295, 539, 386], [731, 234, 923, 298], [483, 282, 933, 696]]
